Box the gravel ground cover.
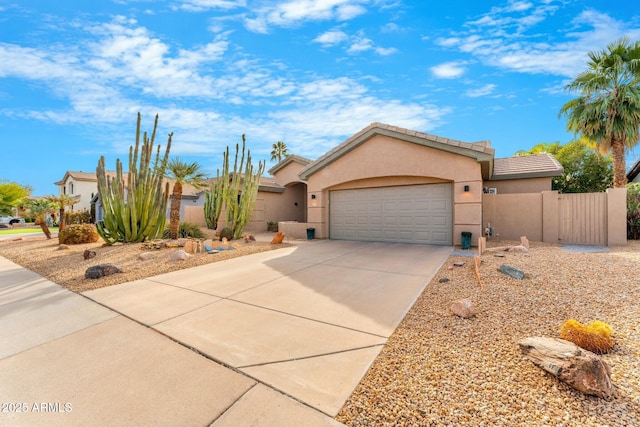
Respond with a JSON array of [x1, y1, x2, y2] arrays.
[[336, 240, 640, 426], [0, 231, 288, 293]]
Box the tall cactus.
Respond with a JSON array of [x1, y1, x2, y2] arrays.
[[217, 135, 265, 239], [203, 169, 224, 230], [96, 113, 172, 244]]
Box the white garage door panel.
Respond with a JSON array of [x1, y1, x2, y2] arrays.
[[330, 184, 453, 245]]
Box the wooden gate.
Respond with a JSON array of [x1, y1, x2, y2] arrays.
[[558, 193, 607, 245]]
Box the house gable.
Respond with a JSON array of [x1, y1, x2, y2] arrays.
[[299, 123, 495, 181]]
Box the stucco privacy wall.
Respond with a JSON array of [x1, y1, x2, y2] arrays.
[[482, 188, 627, 246], [304, 134, 485, 245]]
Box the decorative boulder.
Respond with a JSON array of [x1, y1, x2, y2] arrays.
[[83, 250, 97, 260], [85, 264, 122, 279], [517, 337, 616, 399], [138, 252, 155, 261], [170, 250, 190, 261], [450, 298, 475, 319]]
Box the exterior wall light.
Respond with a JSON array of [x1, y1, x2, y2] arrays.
[[464, 185, 470, 192]]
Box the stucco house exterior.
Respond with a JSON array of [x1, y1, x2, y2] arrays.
[[259, 123, 563, 246], [54, 171, 102, 212]]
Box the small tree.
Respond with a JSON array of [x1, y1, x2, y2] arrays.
[[96, 113, 172, 244], [0, 180, 31, 216], [26, 199, 55, 239], [217, 135, 265, 239], [45, 194, 79, 232], [165, 158, 207, 239]]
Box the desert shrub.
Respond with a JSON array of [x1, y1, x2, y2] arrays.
[[58, 224, 100, 245], [219, 227, 233, 241], [559, 319, 614, 354], [627, 183, 640, 240], [162, 222, 205, 239], [65, 209, 92, 225]]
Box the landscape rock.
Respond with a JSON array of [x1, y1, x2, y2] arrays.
[[507, 245, 529, 253], [518, 336, 617, 399], [83, 249, 97, 260], [138, 252, 155, 261], [520, 236, 530, 249], [453, 261, 465, 267], [244, 234, 256, 243], [438, 277, 450, 283], [499, 264, 525, 279], [450, 298, 475, 319], [85, 264, 122, 279], [170, 250, 190, 261], [57, 244, 70, 250], [184, 240, 194, 253]]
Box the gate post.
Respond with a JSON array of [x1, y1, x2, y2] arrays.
[[607, 187, 627, 246]]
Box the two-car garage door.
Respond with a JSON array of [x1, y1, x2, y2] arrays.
[[329, 183, 452, 245]]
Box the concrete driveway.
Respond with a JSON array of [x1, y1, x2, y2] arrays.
[[1, 239, 451, 425], [84, 240, 451, 416]]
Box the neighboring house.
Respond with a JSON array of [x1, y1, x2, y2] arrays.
[[54, 171, 101, 212], [628, 157, 640, 183]]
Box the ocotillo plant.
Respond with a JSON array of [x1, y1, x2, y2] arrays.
[[204, 170, 224, 230], [96, 113, 172, 244], [219, 135, 265, 239]]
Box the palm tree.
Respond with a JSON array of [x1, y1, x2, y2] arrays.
[[559, 37, 640, 188], [45, 194, 78, 232], [26, 199, 55, 239], [165, 158, 208, 239], [270, 141, 289, 162]]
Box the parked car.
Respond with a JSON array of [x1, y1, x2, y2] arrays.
[[0, 215, 25, 228]]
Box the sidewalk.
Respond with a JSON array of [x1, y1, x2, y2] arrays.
[[0, 255, 344, 426]]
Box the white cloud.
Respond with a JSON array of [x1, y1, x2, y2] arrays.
[[177, 0, 247, 12], [430, 61, 466, 79], [435, 4, 640, 78], [243, 0, 369, 33], [313, 29, 349, 46], [465, 84, 496, 98]]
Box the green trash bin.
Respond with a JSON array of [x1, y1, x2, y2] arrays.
[[306, 228, 315, 240], [461, 232, 472, 250]]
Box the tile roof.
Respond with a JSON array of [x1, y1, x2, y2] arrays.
[[491, 153, 563, 180], [268, 154, 313, 175]]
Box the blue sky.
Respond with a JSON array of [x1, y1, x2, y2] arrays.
[[1, 0, 639, 196]]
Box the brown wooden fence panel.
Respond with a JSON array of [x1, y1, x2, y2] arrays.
[[558, 193, 607, 245]]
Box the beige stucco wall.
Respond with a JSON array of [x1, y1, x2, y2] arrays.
[[483, 177, 552, 194], [482, 193, 543, 241], [272, 161, 307, 186], [305, 134, 484, 245]]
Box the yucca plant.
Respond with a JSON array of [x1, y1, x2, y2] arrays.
[[559, 319, 615, 354]]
